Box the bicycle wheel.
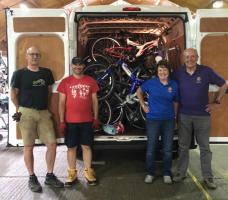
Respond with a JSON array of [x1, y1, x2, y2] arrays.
[[99, 100, 112, 125], [125, 102, 146, 130], [84, 63, 115, 100], [107, 92, 124, 124], [91, 37, 120, 62], [83, 53, 112, 66]]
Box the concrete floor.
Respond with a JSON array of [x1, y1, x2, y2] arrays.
[[0, 127, 228, 200]]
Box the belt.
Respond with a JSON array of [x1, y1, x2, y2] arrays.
[[20, 106, 46, 111]]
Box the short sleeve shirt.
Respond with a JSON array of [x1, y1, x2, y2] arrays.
[[141, 77, 179, 120], [173, 64, 225, 116], [57, 75, 99, 123], [10, 67, 55, 109]]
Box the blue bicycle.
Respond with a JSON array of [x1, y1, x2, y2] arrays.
[[84, 55, 152, 129]]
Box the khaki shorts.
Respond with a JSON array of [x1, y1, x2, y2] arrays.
[[18, 107, 56, 145]]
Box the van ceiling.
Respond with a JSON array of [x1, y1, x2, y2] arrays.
[[78, 16, 182, 43]]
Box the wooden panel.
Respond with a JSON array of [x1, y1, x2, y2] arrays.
[[200, 18, 228, 32], [16, 35, 65, 81], [13, 17, 65, 32], [201, 35, 228, 79], [201, 35, 228, 137], [210, 94, 228, 137]]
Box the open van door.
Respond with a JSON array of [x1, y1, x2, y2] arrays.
[[6, 8, 69, 146], [196, 9, 228, 142]]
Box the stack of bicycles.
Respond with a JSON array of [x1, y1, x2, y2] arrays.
[[84, 37, 178, 131]]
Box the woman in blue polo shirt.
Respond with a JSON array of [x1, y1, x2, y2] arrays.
[[136, 60, 179, 184]]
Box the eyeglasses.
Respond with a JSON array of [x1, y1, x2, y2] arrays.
[[28, 53, 41, 57]]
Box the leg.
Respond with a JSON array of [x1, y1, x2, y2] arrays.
[[82, 145, 97, 185], [176, 114, 192, 176], [46, 143, 57, 173], [145, 120, 160, 176], [67, 147, 77, 169], [18, 108, 42, 192], [37, 110, 57, 173], [38, 110, 63, 188], [193, 116, 212, 179], [161, 120, 174, 176], [81, 145, 92, 169], [64, 123, 79, 186], [80, 122, 97, 185], [24, 145, 35, 175]]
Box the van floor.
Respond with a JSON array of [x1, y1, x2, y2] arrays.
[[0, 133, 227, 200]]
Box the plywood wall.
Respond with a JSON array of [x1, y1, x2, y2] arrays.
[[201, 35, 228, 137]]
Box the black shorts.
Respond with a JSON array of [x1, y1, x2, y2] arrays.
[[65, 122, 94, 148]]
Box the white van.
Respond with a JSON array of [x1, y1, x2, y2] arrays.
[[6, 5, 228, 147]]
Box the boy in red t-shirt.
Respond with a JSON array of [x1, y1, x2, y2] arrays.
[[57, 57, 99, 186]]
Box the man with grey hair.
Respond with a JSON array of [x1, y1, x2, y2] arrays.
[[173, 48, 228, 189], [10, 46, 64, 192]]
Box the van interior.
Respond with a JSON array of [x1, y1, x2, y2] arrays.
[[75, 13, 186, 135]]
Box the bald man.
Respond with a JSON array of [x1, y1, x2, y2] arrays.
[[173, 48, 228, 189], [10, 46, 64, 192]]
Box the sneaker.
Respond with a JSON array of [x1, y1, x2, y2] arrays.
[[173, 173, 186, 182], [204, 178, 217, 189], [45, 173, 64, 188], [84, 168, 97, 185], [144, 175, 154, 184], [65, 169, 77, 187], [163, 176, 172, 184], [28, 174, 42, 193]]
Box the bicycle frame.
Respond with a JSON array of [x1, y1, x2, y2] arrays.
[[104, 38, 159, 60], [95, 58, 145, 97]]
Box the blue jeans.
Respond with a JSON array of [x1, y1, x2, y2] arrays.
[[146, 119, 174, 176]]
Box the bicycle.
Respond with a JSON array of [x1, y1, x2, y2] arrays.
[[84, 56, 150, 129], [84, 56, 152, 100], [91, 36, 167, 64]]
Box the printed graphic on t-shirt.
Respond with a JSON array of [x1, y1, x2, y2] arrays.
[[32, 79, 45, 87], [70, 84, 90, 99]]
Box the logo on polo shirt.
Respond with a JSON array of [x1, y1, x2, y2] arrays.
[[196, 76, 202, 84], [168, 86, 173, 93]]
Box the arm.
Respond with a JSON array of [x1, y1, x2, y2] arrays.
[[174, 102, 178, 118], [206, 82, 228, 113], [215, 82, 228, 103], [136, 87, 149, 113], [10, 88, 19, 112], [47, 85, 53, 108], [58, 92, 66, 123], [92, 92, 99, 120]]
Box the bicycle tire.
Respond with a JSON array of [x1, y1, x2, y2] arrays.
[[84, 63, 115, 100], [91, 37, 120, 62], [99, 100, 112, 125], [125, 102, 146, 130], [107, 92, 124, 124], [83, 53, 112, 66]]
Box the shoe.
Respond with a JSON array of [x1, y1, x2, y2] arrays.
[[28, 174, 42, 193], [204, 178, 217, 189], [173, 173, 186, 182], [163, 176, 172, 184], [45, 173, 64, 188], [84, 168, 97, 185], [65, 168, 77, 187], [144, 175, 154, 184]]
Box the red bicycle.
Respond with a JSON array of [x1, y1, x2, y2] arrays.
[[91, 36, 176, 64]]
